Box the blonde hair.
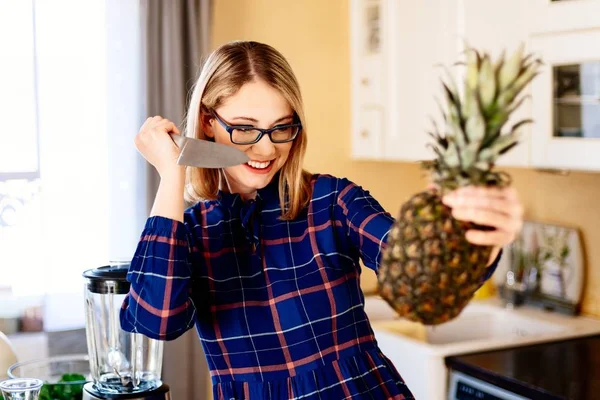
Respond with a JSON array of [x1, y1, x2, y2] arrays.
[[183, 41, 312, 220]]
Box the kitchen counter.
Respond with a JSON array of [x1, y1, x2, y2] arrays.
[[445, 334, 600, 400], [366, 295, 600, 399]]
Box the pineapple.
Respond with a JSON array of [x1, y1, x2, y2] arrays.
[[377, 44, 542, 325]]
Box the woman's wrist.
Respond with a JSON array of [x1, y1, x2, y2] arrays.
[[159, 165, 185, 182]]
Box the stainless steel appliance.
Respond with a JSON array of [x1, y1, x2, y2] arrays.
[[448, 370, 529, 400], [82, 264, 170, 400]]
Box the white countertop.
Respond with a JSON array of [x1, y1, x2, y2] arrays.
[[365, 295, 600, 357]]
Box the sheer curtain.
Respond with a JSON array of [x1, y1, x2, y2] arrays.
[[140, 1, 212, 398]]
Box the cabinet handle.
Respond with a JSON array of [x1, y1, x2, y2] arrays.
[[361, 130, 369, 138], [361, 78, 370, 86]]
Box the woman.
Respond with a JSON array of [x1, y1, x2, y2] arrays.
[[121, 41, 523, 399]]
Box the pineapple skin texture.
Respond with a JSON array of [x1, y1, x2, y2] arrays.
[[377, 190, 492, 325]]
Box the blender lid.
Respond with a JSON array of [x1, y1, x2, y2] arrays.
[[83, 262, 131, 294]]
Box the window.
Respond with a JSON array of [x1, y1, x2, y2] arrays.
[[0, 0, 42, 296], [0, 0, 146, 330]]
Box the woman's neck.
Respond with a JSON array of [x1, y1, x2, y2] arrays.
[[219, 171, 257, 201], [239, 190, 257, 201]]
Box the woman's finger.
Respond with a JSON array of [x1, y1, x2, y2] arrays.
[[444, 195, 523, 219], [465, 229, 515, 246], [444, 185, 519, 202], [452, 206, 517, 230], [156, 120, 180, 134]]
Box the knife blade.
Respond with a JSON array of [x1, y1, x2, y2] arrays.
[[169, 133, 249, 168]]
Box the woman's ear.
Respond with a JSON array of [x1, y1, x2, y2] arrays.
[[200, 110, 215, 139]]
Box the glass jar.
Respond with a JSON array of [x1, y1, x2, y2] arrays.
[[83, 263, 163, 395], [0, 378, 43, 400]]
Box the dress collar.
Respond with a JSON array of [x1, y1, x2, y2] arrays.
[[216, 172, 281, 212]]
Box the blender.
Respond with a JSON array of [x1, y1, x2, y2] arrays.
[[82, 263, 171, 400]]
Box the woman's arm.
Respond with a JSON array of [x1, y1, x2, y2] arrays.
[[119, 209, 201, 341], [334, 178, 507, 279], [334, 178, 396, 272], [120, 116, 203, 340], [150, 168, 186, 222]]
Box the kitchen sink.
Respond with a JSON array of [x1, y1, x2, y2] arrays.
[[363, 295, 600, 399], [365, 298, 568, 346], [426, 308, 566, 345]]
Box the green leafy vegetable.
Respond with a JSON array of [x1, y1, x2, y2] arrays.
[[37, 373, 86, 400]]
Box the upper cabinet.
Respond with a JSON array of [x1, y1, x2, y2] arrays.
[[350, 0, 461, 163], [349, 0, 386, 160], [530, 0, 600, 34], [350, 0, 600, 171], [459, 0, 532, 168], [529, 0, 600, 171]]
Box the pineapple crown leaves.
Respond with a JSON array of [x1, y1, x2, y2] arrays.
[[425, 43, 543, 189]]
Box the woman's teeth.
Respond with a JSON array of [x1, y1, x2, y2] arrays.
[[247, 160, 272, 169]]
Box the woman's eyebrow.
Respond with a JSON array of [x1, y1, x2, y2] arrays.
[[230, 114, 294, 125]]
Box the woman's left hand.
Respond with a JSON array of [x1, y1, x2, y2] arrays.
[[441, 185, 524, 264]]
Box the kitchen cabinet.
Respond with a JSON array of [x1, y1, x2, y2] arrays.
[[350, 0, 600, 171], [459, 0, 533, 168], [349, 0, 385, 159], [350, 0, 528, 166], [350, 0, 461, 163], [530, 0, 600, 34], [463, 0, 600, 171], [529, 28, 600, 171]]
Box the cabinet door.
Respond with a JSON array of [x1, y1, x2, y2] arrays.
[[382, 0, 534, 165], [530, 0, 600, 34], [350, 0, 461, 162], [350, 0, 386, 159], [529, 29, 600, 171], [353, 108, 385, 159], [379, 0, 535, 165], [383, 0, 460, 162], [459, 0, 533, 168]]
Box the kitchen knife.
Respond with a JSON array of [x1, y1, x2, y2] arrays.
[[169, 133, 250, 168]]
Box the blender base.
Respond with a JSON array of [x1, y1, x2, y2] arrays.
[[82, 382, 171, 400]]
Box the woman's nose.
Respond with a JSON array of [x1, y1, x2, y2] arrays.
[[252, 133, 276, 157]]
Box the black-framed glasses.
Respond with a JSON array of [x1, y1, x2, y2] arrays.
[[210, 110, 302, 145]]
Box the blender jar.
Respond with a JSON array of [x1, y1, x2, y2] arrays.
[[83, 263, 163, 394]]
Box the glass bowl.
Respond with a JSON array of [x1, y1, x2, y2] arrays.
[[7, 354, 90, 400]]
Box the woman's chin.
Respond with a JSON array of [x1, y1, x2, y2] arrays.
[[244, 170, 277, 189], [225, 164, 280, 192]]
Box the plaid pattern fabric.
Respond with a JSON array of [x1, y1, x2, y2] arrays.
[[121, 174, 499, 399]]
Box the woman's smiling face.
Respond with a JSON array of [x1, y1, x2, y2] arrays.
[[204, 78, 298, 198]]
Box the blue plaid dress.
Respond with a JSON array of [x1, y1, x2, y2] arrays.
[[120, 173, 498, 399]]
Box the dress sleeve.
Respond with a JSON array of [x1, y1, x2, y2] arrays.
[[334, 177, 502, 284], [335, 178, 395, 272], [119, 213, 199, 341]]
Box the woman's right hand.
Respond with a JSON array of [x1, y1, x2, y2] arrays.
[[134, 116, 182, 178]]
